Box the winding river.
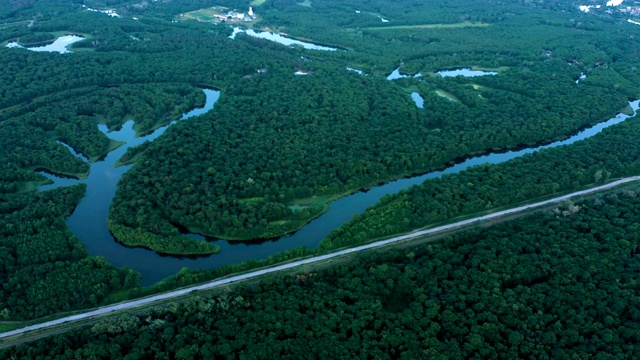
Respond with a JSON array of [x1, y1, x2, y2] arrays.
[[40, 88, 639, 285]]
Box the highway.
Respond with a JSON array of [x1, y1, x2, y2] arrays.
[[1, 176, 639, 341]]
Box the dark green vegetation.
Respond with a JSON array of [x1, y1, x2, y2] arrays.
[[0, 0, 306, 319], [322, 112, 640, 250], [134, 107, 640, 294], [0, 81, 206, 320], [109, 59, 630, 241], [108, 0, 640, 245], [108, 214, 222, 256], [2, 0, 640, 335], [5, 193, 640, 358], [0, 184, 140, 320]]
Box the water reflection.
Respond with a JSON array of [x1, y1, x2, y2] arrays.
[[6, 35, 84, 54], [230, 27, 337, 51], [437, 68, 498, 77]]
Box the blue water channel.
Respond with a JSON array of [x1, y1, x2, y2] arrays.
[[39, 88, 639, 285]]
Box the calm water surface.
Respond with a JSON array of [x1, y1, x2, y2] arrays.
[[438, 68, 498, 77], [6, 35, 84, 54], [387, 68, 422, 80], [229, 27, 337, 51], [411, 92, 425, 108]]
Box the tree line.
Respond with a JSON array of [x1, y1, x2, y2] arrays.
[[4, 191, 640, 358]]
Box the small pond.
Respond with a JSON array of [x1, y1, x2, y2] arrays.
[[387, 68, 422, 80], [346, 67, 364, 75], [6, 35, 84, 54], [230, 27, 337, 51], [438, 68, 498, 77], [411, 92, 424, 108]]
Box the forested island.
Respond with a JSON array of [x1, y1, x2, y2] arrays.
[[3, 0, 640, 356]]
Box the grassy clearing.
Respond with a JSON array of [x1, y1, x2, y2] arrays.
[[87, 140, 124, 163], [238, 197, 265, 204], [181, 9, 219, 22], [178, 6, 230, 22], [49, 31, 91, 38], [287, 196, 327, 208], [297, 0, 312, 7], [468, 84, 488, 99], [435, 89, 460, 103], [15, 182, 39, 193], [251, 0, 268, 6], [470, 65, 509, 72], [0, 20, 29, 28], [113, 156, 138, 168], [0, 323, 21, 333], [270, 220, 290, 226], [620, 104, 635, 116], [31, 166, 88, 180], [363, 22, 490, 30], [2, 31, 92, 47]]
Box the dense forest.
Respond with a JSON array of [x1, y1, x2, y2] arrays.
[[109, 57, 631, 244], [106, 0, 640, 247], [322, 111, 640, 250], [2, 0, 640, 335], [5, 192, 640, 358], [0, 184, 139, 320], [129, 102, 640, 294]]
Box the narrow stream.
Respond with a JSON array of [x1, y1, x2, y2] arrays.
[[40, 91, 639, 285]]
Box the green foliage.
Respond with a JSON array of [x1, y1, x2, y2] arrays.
[[116, 140, 150, 166], [0, 185, 138, 320], [4, 0, 640, 323], [322, 113, 640, 250], [14, 32, 55, 46], [101, 0, 640, 244], [5, 193, 640, 357], [145, 246, 310, 293], [108, 221, 220, 256], [109, 61, 632, 242]]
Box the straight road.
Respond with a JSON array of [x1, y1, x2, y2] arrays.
[[2, 176, 639, 341]]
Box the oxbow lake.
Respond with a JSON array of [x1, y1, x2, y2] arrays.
[[6, 35, 84, 54], [229, 27, 337, 51]]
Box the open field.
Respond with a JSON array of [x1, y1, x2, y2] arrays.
[[363, 22, 490, 30], [435, 89, 460, 103], [179, 7, 227, 22]]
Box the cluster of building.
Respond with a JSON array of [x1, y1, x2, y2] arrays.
[[82, 5, 121, 18], [619, 6, 640, 16], [579, 1, 640, 22], [294, 70, 314, 76], [213, 7, 256, 23], [579, 0, 640, 14]]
